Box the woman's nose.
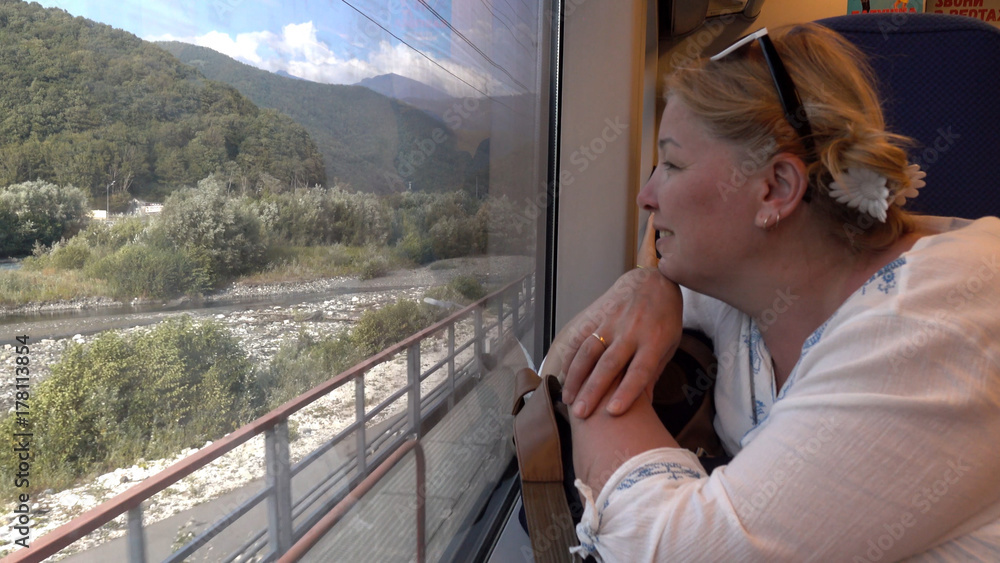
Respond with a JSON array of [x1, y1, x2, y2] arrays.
[[637, 167, 658, 211]]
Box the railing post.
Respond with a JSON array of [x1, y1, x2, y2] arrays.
[[447, 322, 456, 409], [408, 344, 422, 438], [355, 375, 368, 476], [524, 276, 530, 319], [265, 421, 294, 557], [496, 293, 504, 345], [474, 306, 484, 366], [512, 284, 520, 335], [126, 506, 147, 563]]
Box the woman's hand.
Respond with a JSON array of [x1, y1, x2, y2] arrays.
[[542, 215, 684, 418]]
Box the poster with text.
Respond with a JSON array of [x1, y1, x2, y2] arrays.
[[847, 0, 926, 14], [927, 0, 1000, 26]]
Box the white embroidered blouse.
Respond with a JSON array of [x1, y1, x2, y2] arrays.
[[572, 216, 1000, 562]]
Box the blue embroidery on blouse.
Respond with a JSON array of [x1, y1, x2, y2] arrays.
[[801, 319, 830, 355], [745, 321, 764, 375], [579, 525, 599, 553], [860, 256, 906, 295], [615, 462, 703, 491], [754, 399, 767, 422]]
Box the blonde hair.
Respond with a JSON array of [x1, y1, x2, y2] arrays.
[[665, 23, 917, 252]]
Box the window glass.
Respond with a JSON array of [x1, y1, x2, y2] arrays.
[[0, 0, 551, 559]]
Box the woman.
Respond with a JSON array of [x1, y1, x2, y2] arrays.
[[546, 23, 1000, 561]]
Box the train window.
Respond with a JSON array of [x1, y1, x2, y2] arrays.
[[1, 0, 554, 560]]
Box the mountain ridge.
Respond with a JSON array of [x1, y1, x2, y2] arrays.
[[0, 1, 325, 202], [356, 73, 453, 101], [157, 42, 479, 195]]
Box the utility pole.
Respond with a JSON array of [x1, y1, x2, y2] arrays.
[[107, 180, 115, 218]]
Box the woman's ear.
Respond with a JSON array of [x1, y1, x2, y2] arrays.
[[758, 152, 809, 224]]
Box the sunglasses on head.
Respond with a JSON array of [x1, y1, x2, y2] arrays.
[[711, 28, 816, 164]]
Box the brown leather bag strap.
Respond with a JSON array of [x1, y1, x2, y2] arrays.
[[513, 367, 542, 415], [513, 371, 578, 562]]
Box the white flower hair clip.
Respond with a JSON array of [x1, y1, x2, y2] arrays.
[[829, 167, 891, 223], [894, 164, 926, 206], [827, 164, 926, 222]]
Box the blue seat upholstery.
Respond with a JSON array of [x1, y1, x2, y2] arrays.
[[817, 13, 1000, 219]]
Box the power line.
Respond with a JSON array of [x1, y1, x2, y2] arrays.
[[340, 0, 519, 113], [481, 0, 516, 30], [416, 0, 530, 92], [478, 0, 535, 53]]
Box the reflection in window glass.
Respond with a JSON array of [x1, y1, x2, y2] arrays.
[[1, 0, 550, 559]]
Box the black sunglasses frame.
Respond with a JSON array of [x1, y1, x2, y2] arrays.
[[711, 28, 815, 200]]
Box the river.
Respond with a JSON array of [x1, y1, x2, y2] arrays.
[[0, 255, 532, 340]]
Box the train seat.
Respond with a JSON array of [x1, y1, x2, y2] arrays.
[[818, 13, 1000, 220]]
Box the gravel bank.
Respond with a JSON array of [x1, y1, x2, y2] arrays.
[[0, 255, 533, 559]]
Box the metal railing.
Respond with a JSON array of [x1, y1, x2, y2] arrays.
[[277, 439, 426, 563], [8, 273, 534, 563]]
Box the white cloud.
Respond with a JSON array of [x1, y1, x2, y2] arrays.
[[149, 30, 274, 66], [149, 21, 514, 98]]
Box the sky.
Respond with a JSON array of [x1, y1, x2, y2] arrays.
[[33, 0, 539, 97]]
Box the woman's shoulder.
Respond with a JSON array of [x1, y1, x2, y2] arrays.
[[814, 215, 1000, 373], [899, 216, 1000, 301], [908, 215, 1000, 258]]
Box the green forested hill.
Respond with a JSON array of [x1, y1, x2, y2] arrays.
[[157, 41, 477, 195], [0, 0, 326, 206]]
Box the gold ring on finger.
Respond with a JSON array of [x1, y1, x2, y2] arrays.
[[591, 332, 608, 349]]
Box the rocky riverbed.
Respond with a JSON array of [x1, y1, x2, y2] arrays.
[[0, 255, 533, 560]]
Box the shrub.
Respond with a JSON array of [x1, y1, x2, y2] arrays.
[[474, 195, 534, 255], [429, 216, 478, 259], [258, 186, 391, 247], [148, 178, 265, 283], [258, 331, 362, 407], [79, 217, 146, 251], [357, 251, 390, 280], [351, 300, 439, 357], [395, 231, 434, 265], [358, 257, 388, 280], [0, 180, 90, 257], [0, 317, 260, 495], [49, 242, 92, 270], [449, 275, 486, 301], [86, 243, 210, 299]]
